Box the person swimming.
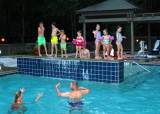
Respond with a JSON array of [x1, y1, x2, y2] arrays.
[[55, 81, 90, 107], [9, 88, 43, 113]]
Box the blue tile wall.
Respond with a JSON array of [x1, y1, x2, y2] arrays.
[[17, 58, 124, 83]]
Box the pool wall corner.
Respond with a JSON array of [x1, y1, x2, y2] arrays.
[[17, 58, 124, 83]]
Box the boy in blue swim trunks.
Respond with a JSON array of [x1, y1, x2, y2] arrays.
[[37, 22, 48, 56], [55, 81, 90, 107]]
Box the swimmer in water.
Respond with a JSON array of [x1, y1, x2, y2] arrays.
[[55, 81, 90, 108], [10, 88, 43, 113]]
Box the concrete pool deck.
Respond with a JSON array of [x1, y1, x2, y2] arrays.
[[0, 53, 159, 76]]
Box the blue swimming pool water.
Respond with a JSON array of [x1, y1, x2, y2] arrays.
[[0, 66, 160, 114]]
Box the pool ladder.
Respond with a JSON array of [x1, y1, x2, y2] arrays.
[[124, 60, 150, 72]]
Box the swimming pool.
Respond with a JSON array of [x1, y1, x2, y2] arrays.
[[0, 65, 160, 114]]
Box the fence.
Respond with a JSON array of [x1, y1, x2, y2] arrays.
[[0, 36, 157, 55], [0, 42, 95, 55]]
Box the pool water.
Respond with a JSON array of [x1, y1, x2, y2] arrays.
[[0, 66, 160, 114]]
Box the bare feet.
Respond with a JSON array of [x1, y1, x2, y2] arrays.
[[65, 55, 68, 58], [54, 55, 57, 58], [117, 57, 122, 60], [107, 56, 111, 59], [39, 54, 42, 57], [61, 55, 63, 58], [75, 56, 77, 58], [49, 54, 54, 57], [95, 56, 100, 59]]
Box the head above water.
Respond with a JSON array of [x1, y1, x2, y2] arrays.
[[96, 24, 100, 31], [14, 91, 23, 102], [117, 25, 122, 32], [70, 81, 78, 90]]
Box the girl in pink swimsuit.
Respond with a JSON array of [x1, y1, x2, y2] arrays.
[[73, 30, 84, 58]]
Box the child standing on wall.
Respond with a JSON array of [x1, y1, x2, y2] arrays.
[[72, 30, 84, 58], [102, 29, 112, 59], [50, 22, 60, 58], [59, 30, 68, 58], [116, 26, 126, 60], [92, 24, 102, 59], [37, 22, 48, 57]]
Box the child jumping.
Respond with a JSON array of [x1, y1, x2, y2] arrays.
[[116, 26, 126, 60], [102, 29, 112, 59], [59, 30, 68, 58], [93, 24, 102, 59], [50, 23, 60, 58], [72, 30, 84, 58], [37, 22, 48, 57]]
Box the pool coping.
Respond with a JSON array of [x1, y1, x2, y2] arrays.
[[0, 70, 18, 77]]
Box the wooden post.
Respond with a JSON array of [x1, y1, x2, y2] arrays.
[[83, 21, 86, 40], [131, 21, 134, 54], [148, 23, 151, 51]]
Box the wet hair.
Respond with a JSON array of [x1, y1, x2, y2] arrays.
[[39, 22, 43, 25], [117, 25, 122, 29], [14, 91, 22, 103], [71, 81, 78, 87], [61, 29, 65, 33]]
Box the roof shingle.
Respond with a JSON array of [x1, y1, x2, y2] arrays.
[[76, 0, 139, 13]]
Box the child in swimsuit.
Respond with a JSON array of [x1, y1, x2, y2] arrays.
[[13, 88, 43, 104], [73, 30, 84, 58], [80, 46, 90, 59], [59, 30, 68, 58], [50, 22, 60, 58], [10, 88, 43, 112], [102, 29, 112, 59], [92, 24, 102, 59], [116, 26, 126, 60], [37, 22, 48, 57]]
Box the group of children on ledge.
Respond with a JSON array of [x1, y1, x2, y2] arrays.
[[37, 23, 126, 60]]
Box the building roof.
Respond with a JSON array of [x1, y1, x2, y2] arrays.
[[76, 0, 140, 13]]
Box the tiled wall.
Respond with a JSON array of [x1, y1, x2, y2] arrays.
[[17, 58, 124, 83]]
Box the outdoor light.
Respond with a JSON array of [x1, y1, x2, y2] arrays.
[[136, 39, 139, 43], [66, 37, 70, 40], [1, 38, 5, 42]]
